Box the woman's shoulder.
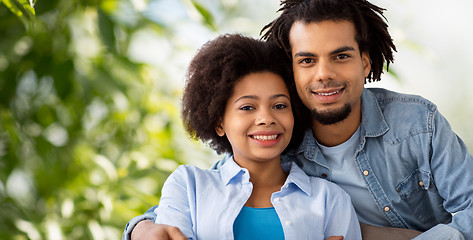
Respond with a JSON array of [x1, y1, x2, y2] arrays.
[[307, 174, 351, 201], [167, 165, 222, 183], [288, 162, 350, 200]]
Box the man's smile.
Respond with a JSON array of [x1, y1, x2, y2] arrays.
[[313, 88, 344, 96]]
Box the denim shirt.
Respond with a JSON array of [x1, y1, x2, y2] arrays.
[[123, 88, 472, 240], [281, 88, 471, 240]]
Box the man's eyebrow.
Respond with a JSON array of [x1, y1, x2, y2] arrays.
[[293, 46, 356, 58], [330, 46, 355, 55], [294, 51, 317, 58]]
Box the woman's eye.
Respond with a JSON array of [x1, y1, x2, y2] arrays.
[[239, 106, 254, 111], [274, 104, 288, 110]]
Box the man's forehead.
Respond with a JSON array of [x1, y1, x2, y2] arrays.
[[289, 20, 359, 54]]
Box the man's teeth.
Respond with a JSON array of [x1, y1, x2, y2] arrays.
[[316, 89, 341, 96], [251, 135, 278, 141]]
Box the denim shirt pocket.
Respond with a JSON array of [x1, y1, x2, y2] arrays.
[[395, 169, 442, 225]]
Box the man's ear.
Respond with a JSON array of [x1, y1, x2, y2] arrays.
[[362, 52, 371, 78], [215, 123, 225, 137]]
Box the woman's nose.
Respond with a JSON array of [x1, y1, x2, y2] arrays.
[[255, 109, 276, 126]]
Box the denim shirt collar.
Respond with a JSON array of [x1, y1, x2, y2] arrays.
[[220, 156, 312, 196], [295, 88, 390, 157], [360, 88, 390, 138]]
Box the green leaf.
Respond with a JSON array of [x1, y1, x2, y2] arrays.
[[189, 0, 216, 31], [1, 0, 24, 17], [17, 0, 35, 15], [1, 0, 36, 29], [98, 8, 117, 53]]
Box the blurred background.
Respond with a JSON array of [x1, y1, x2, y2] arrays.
[[1, 0, 472, 239]]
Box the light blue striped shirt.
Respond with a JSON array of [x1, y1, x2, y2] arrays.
[[154, 157, 361, 240]]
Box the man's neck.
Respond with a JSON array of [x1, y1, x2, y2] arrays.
[[312, 107, 361, 147]]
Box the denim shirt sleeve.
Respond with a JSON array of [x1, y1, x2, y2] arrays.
[[422, 110, 473, 239], [413, 224, 464, 240]]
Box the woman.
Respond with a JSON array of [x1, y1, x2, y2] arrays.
[[152, 34, 361, 240]]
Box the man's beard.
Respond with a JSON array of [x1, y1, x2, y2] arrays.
[[311, 104, 352, 125]]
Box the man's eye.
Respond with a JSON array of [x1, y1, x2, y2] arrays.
[[300, 58, 314, 64], [336, 54, 350, 60]]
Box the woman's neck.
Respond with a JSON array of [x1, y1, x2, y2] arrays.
[[234, 157, 288, 208]]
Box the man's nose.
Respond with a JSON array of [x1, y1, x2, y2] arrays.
[[315, 59, 336, 81]]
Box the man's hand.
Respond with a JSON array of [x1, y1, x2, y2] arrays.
[[327, 236, 343, 240], [131, 220, 187, 240]]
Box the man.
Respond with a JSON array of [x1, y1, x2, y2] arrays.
[[124, 0, 473, 239]]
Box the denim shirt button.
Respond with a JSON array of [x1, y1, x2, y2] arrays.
[[384, 206, 390, 212], [363, 170, 369, 176], [321, 173, 327, 178], [418, 181, 424, 187]]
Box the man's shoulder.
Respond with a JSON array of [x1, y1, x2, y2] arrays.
[[366, 87, 437, 111], [364, 88, 439, 143]]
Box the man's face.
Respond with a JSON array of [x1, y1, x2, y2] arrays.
[[289, 20, 371, 125]]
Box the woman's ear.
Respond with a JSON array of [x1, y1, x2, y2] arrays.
[[215, 123, 225, 137]]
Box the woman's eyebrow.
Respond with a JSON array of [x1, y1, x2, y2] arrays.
[[271, 94, 290, 100], [234, 95, 258, 103], [234, 94, 289, 103]]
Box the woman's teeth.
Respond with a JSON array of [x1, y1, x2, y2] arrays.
[[251, 135, 278, 141]]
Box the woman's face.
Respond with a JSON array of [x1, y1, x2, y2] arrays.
[[216, 71, 294, 166]]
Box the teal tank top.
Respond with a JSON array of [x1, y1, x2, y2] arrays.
[[233, 206, 284, 240]]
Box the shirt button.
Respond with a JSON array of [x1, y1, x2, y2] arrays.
[[321, 173, 327, 178], [419, 181, 424, 187], [274, 198, 280, 202], [285, 221, 292, 226], [384, 206, 390, 212], [363, 170, 369, 176]]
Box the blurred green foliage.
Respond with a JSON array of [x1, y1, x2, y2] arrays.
[[6, 0, 467, 239], [0, 0, 216, 239]]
